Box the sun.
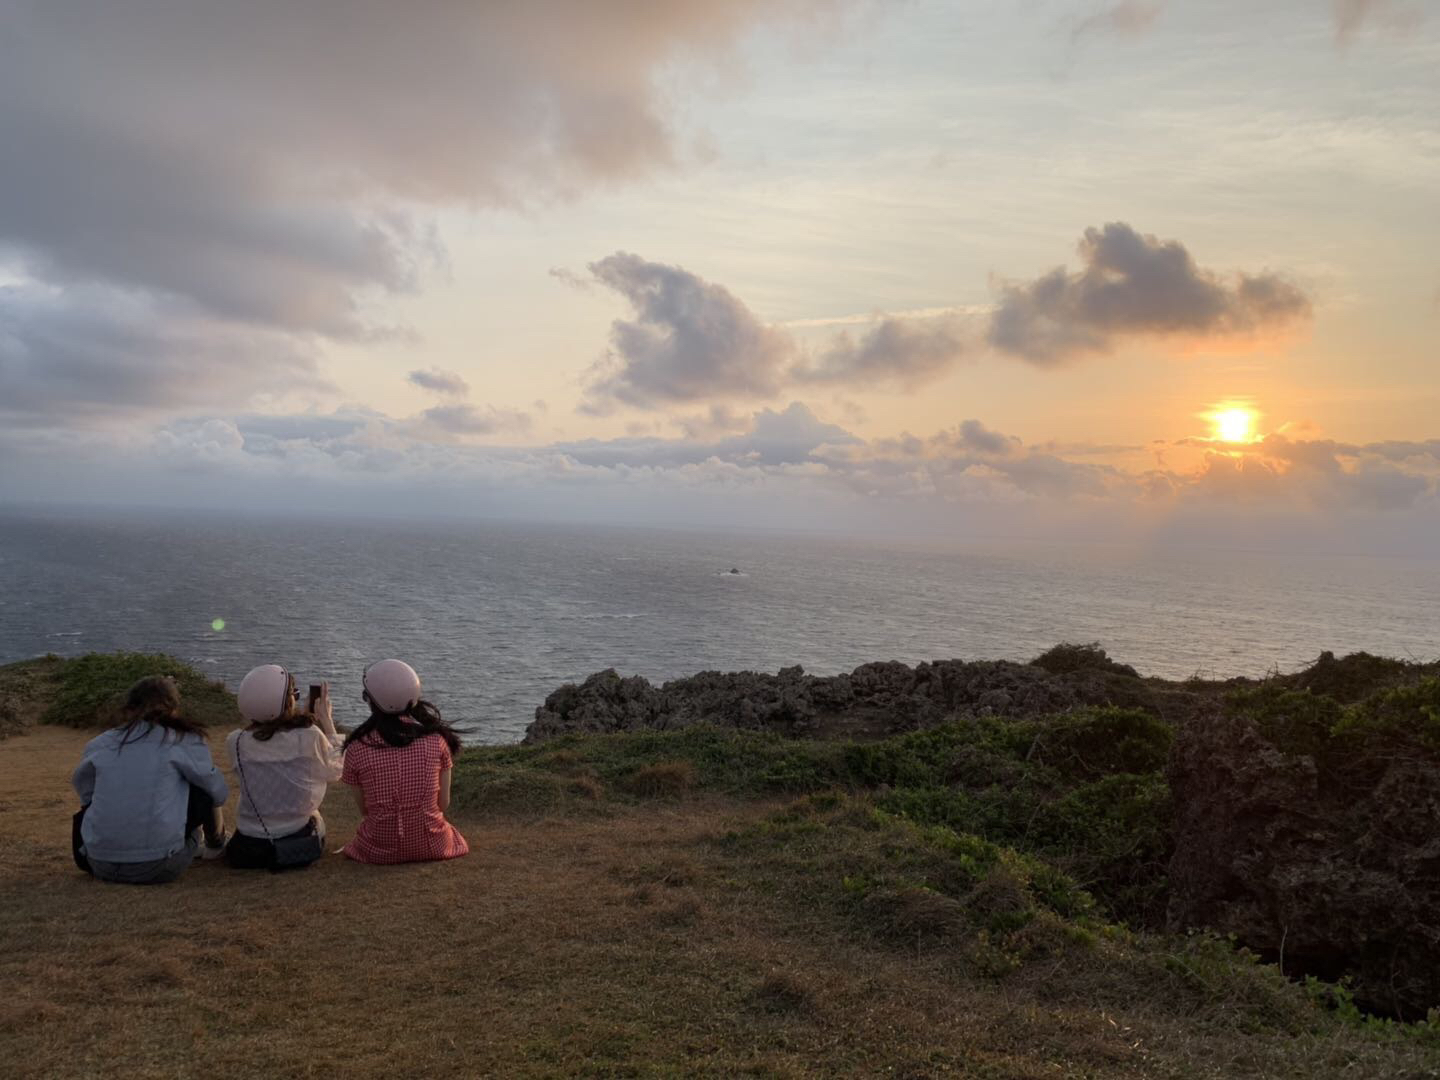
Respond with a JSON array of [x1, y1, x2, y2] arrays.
[[1210, 406, 1257, 443]]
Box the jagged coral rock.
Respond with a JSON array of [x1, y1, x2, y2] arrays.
[[526, 648, 1176, 743]]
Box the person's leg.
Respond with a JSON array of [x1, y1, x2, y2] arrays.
[[72, 806, 92, 875], [186, 784, 227, 853], [87, 846, 194, 885]]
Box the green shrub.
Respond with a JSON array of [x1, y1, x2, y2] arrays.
[[1030, 642, 1139, 678], [1292, 650, 1418, 704], [459, 714, 1177, 925], [40, 652, 238, 729], [1030, 707, 1172, 780], [1331, 677, 1440, 752], [1227, 684, 1345, 757]]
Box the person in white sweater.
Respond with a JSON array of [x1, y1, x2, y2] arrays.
[[224, 664, 342, 871]]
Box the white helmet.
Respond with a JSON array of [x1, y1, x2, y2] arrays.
[[363, 659, 422, 714], [237, 664, 292, 722]]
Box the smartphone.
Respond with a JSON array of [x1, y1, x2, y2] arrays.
[[307, 684, 323, 713]]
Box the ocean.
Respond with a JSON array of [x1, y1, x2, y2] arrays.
[[2, 511, 1437, 743]]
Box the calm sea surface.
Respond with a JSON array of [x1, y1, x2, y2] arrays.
[[2, 512, 1437, 743]]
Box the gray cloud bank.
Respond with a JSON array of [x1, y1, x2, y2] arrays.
[[5, 400, 1435, 558], [581, 253, 972, 411], [0, 1, 832, 418], [581, 225, 1313, 413], [0, 284, 326, 425], [987, 223, 1311, 365]]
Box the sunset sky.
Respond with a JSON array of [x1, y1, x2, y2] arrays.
[[1, 1, 1437, 552]]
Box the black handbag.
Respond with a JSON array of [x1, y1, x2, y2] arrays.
[[269, 819, 324, 870], [234, 736, 326, 872]]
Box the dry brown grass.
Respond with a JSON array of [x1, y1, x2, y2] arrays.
[[621, 760, 698, 799], [2, 717, 1435, 1078]]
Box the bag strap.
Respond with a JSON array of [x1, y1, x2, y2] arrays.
[[233, 734, 274, 842]]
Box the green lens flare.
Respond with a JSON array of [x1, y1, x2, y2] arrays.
[[211, 618, 226, 632]]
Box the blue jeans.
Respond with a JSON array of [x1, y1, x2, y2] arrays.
[[73, 785, 218, 885]]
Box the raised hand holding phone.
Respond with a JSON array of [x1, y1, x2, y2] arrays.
[[311, 681, 335, 736]]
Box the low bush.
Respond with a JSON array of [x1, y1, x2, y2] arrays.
[[1227, 684, 1345, 758], [40, 652, 238, 729], [456, 711, 1176, 924], [1030, 642, 1139, 678]]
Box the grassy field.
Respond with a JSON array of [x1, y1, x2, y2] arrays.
[[1, 653, 1437, 1078]]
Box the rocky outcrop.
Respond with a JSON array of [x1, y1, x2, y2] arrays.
[[1167, 693, 1440, 1020], [526, 645, 1200, 743]]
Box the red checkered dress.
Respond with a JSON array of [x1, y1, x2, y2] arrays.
[[340, 733, 469, 864]]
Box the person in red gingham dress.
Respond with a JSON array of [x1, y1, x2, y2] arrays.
[[340, 659, 468, 865]]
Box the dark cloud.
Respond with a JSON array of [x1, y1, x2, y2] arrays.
[[0, 2, 833, 417], [793, 317, 968, 389], [582, 253, 973, 410], [418, 404, 532, 438], [0, 106, 425, 337], [408, 368, 470, 397], [1, 3, 826, 323], [581, 253, 794, 410], [987, 223, 1312, 365], [950, 419, 1022, 457], [1361, 439, 1440, 464], [0, 285, 325, 424]]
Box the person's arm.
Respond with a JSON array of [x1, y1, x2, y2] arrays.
[[71, 755, 96, 804], [340, 746, 365, 815], [311, 727, 344, 783], [311, 682, 337, 739], [437, 767, 452, 813], [176, 738, 230, 805]]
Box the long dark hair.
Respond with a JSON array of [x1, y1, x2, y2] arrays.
[[117, 676, 206, 746], [343, 699, 461, 756]]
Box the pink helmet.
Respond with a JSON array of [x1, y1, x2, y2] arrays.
[[363, 659, 422, 714], [237, 664, 292, 722]]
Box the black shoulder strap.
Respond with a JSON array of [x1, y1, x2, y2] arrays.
[[233, 734, 274, 842]]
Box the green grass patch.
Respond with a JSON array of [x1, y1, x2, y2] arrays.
[[456, 725, 845, 801], [709, 793, 1351, 1036], [456, 710, 1176, 925], [39, 652, 239, 729]]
